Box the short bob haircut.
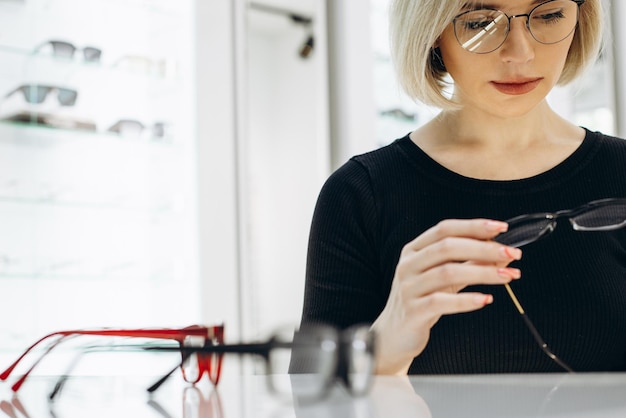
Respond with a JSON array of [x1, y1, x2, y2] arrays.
[[389, 0, 604, 110]]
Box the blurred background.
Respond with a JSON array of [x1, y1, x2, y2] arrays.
[[0, 0, 621, 364]]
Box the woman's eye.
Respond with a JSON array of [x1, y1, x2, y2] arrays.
[[533, 10, 566, 24], [463, 19, 493, 30]]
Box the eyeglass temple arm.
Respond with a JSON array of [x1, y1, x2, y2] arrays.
[[145, 342, 274, 393], [504, 284, 573, 372], [49, 343, 163, 401], [9, 335, 73, 392], [2, 327, 211, 387], [0, 331, 69, 380], [147, 352, 192, 394]]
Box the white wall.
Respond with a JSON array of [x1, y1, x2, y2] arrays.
[[240, 0, 330, 339], [195, 0, 243, 339]]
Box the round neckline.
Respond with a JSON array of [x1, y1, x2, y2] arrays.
[[395, 128, 600, 194]]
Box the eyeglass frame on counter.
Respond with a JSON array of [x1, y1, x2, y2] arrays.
[[0, 325, 224, 394], [142, 323, 376, 401]]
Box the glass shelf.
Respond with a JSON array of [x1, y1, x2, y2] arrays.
[[0, 43, 181, 82], [0, 120, 179, 149]]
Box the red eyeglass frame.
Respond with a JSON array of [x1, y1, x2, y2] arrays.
[[0, 324, 224, 393]]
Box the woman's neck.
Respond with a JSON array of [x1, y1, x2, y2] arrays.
[[409, 102, 586, 180]]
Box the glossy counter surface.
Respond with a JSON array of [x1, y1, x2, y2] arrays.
[[2, 371, 626, 417]]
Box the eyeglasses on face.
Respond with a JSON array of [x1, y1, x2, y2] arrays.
[[494, 197, 626, 372], [453, 0, 585, 54], [0, 324, 224, 393], [144, 323, 376, 401], [5, 84, 78, 106], [34, 40, 102, 62]]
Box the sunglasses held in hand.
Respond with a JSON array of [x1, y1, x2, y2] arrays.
[[495, 198, 626, 372]]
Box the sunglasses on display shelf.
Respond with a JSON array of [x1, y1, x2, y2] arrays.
[[107, 119, 172, 139], [0, 324, 225, 394], [494, 197, 626, 372], [112, 55, 175, 77], [33, 40, 102, 63], [4, 84, 78, 106]]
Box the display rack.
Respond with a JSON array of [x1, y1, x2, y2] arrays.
[[0, 0, 199, 356]]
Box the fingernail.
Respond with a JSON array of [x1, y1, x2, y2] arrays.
[[484, 220, 508, 232], [501, 246, 522, 260], [498, 267, 521, 280], [475, 294, 493, 306]]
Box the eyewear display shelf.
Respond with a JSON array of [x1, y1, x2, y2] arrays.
[[0, 0, 199, 363]]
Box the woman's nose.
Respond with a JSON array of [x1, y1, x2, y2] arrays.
[[499, 16, 535, 63]]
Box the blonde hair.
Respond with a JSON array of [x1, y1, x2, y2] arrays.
[[389, 0, 604, 109]]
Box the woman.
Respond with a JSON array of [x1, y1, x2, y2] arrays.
[[298, 0, 626, 375]]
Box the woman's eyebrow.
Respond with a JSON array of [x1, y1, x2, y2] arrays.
[[461, 0, 546, 11]]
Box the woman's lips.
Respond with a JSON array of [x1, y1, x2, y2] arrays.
[[490, 78, 542, 95]]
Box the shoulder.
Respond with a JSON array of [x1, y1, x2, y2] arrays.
[[316, 135, 412, 208], [330, 134, 415, 187], [586, 129, 626, 149]]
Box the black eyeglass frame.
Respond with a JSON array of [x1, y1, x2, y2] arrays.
[[494, 197, 626, 373], [453, 0, 586, 54], [145, 324, 376, 400], [497, 197, 626, 248]]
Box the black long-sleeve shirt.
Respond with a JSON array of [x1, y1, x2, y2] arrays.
[[300, 128, 626, 373]]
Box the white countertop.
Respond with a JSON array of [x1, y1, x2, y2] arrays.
[[3, 369, 626, 417]]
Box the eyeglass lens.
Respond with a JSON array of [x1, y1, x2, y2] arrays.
[[286, 324, 375, 400], [342, 326, 375, 395], [48, 40, 102, 62], [454, 0, 580, 53], [571, 204, 626, 230], [278, 327, 338, 399], [496, 200, 626, 248]]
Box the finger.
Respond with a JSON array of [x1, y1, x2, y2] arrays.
[[405, 218, 508, 254], [399, 237, 522, 276], [409, 263, 521, 297], [414, 292, 494, 326]]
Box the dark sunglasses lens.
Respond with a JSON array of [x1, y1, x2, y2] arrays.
[[572, 204, 626, 230], [57, 88, 77, 106], [20, 86, 49, 103], [83, 47, 102, 62], [495, 216, 555, 247], [50, 41, 76, 58]]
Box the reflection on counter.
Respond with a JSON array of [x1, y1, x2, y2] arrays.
[[2, 372, 626, 418]]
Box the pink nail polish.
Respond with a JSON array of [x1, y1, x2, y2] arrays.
[[485, 220, 508, 232], [475, 294, 493, 306], [501, 246, 522, 260], [498, 268, 521, 280]]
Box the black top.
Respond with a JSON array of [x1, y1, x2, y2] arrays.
[[299, 128, 626, 373]]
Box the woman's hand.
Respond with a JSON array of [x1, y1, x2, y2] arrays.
[[370, 219, 522, 375]]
